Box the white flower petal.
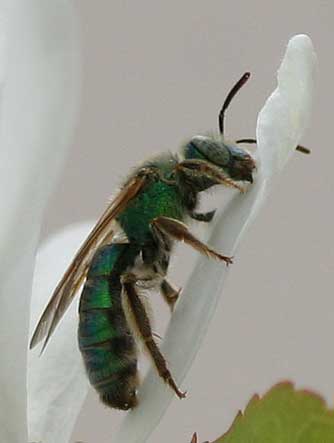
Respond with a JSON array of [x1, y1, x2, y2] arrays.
[[0, 4, 8, 86], [0, 2, 81, 443], [257, 34, 316, 181], [28, 222, 93, 443], [115, 34, 316, 443]]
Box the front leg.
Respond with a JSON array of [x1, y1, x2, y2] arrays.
[[190, 209, 216, 223], [160, 278, 181, 311], [122, 274, 186, 399], [176, 158, 245, 192], [151, 216, 233, 266]]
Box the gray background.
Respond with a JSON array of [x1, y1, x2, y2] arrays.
[[42, 1, 333, 442]]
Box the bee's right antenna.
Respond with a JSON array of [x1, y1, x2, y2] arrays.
[[219, 72, 251, 136], [236, 138, 311, 155]]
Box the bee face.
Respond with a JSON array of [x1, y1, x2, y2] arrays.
[[183, 135, 255, 183], [226, 144, 255, 183]]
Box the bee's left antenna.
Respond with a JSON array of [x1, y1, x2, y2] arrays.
[[219, 72, 251, 136]]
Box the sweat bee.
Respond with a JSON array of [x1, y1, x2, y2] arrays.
[[30, 73, 309, 410]]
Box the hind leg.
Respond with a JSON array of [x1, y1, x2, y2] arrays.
[[122, 274, 186, 399]]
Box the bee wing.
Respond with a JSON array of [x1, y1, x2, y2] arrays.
[[30, 173, 148, 353]]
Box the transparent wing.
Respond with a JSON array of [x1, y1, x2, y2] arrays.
[[30, 173, 148, 353]]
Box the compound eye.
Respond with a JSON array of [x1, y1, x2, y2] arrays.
[[189, 136, 230, 167]]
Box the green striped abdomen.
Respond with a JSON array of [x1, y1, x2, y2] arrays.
[[78, 243, 139, 410]]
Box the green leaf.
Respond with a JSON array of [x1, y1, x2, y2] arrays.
[[213, 382, 334, 443]]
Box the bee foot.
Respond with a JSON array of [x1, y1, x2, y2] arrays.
[[176, 389, 187, 399], [219, 255, 233, 266]]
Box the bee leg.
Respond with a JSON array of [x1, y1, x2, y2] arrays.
[[122, 274, 186, 399], [190, 209, 216, 223], [160, 279, 181, 311], [151, 216, 233, 266], [190, 433, 209, 443], [176, 159, 245, 192]]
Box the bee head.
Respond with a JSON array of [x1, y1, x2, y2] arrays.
[[181, 72, 256, 186], [183, 135, 255, 183]]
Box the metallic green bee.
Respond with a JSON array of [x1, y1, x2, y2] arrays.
[[30, 73, 309, 411]]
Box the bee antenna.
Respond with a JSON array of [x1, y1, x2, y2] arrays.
[[236, 138, 311, 155], [219, 72, 251, 136]]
